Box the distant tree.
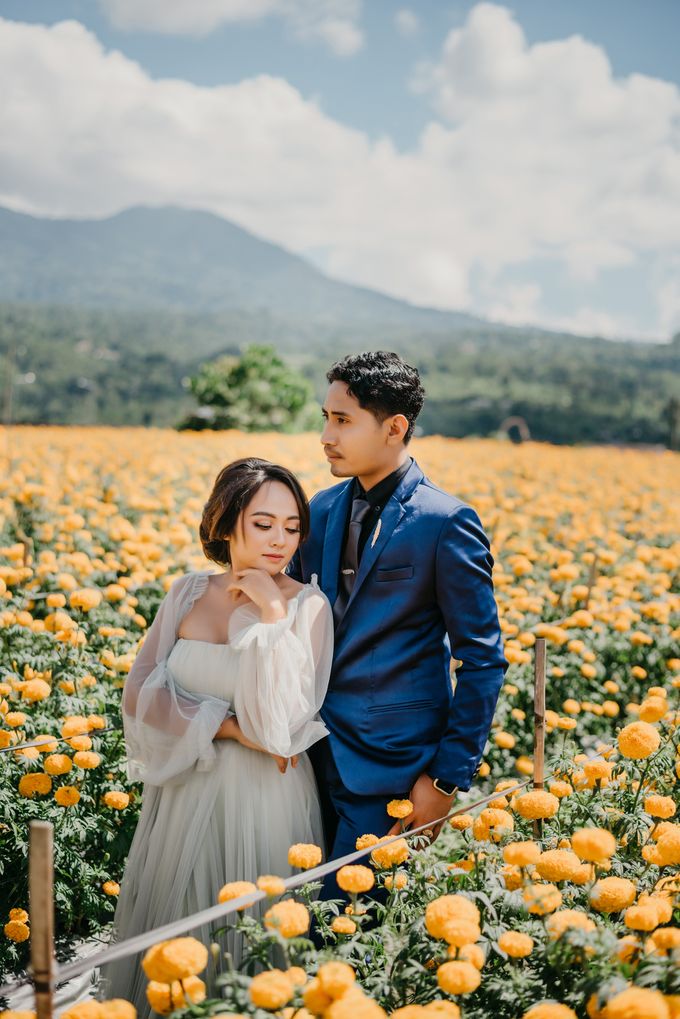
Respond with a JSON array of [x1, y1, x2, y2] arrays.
[[178, 344, 319, 432]]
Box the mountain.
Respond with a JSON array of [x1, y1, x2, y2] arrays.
[[0, 204, 486, 329]]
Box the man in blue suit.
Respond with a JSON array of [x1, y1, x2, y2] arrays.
[[289, 351, 507, 895]]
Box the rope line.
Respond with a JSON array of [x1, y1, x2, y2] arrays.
[[0, 728, 121, 755], [32, 777, 533, 992]]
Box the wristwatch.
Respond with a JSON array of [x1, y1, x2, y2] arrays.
[[431, 776, 458, 797]]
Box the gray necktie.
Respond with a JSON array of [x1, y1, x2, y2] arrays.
[[333, 496, 371, 624]]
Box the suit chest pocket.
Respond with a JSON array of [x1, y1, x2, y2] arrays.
[[375, 566, 414, 582]]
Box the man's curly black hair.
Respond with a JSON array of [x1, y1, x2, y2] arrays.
[[326, 351, 425, 444]]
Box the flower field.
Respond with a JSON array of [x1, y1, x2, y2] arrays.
[[0, 426, 679, 1018]]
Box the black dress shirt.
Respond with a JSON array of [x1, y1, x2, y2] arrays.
[[346, 457, 413, 564]]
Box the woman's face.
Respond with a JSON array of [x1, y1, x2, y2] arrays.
[[228, 480, 302, 575]]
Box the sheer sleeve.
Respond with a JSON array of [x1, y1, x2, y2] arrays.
[[122, 572, 232, 787], [229, 581, 334, 757]]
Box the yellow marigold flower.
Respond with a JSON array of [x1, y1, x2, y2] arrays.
[[5, 712, 27, 728], [562, 699, 580, 715], [55, 786, 80, 807], [104, 584, 127, 602], [440, 918, 481, 948], [4, 920, 30, 942], [436, 960, 481, 995], [645, 796, 676, 820], [356, 833, 380, 850], [522, 883, 562, 915], [331, 916, 357, 935], [46, 593, 66, 608], [325, 988, 386, 1019], [143, 936, 207, 982], [60, 716, 90, 738], [606, 987, 670, 1019], [545, 909, 596, 940], [386, 799, 413, 819], [285, 966, 307, 988], [217, 880, 257, 908], [371, 836, 409, 868], [20, 679, 51, 702], [571, 828, 617, 862], [581, 663, 597, 680], [146, 976, 205, 1014], [390, 1008, 428, 1019], [250, 970, 294, 1010], [458, 943, 484, 969], [654, 828, 680, 866], [632, 666, 648, 680], [67, 735, 92, 752], [384, 872, 408, 891], [639, 697, 668, 724], [638, 894, 672, 925], [650, 927, 680, 954], [9, 909, 28, 923], [337, 865, 374, 894], [423, 1003, 460, 1019], [303, 977, 333, 1014], [73, 751, 101, 769], [523, 1006, 577, 1019], [624, 903, 662, 932], [99, 1001, 136, 1019], [18, 773, 52, 798], [502, 864, 523, 891], [616, 935, 641, 964], [317, 961, 356, 999], [102, 881, 120, 896], [257, 875, 286, 897], [535, 850, 582, 883], [69, 588, 102, 612], [288, 843, 322, 869], [549, 780, 573, 799], [494, 731, 516, 749], [590, 877, 636, 913], [498, 931, 533, 958], [425, 895, 480, 940], [515, 790, 560, 820], [61, 1004, 103, 1019], [449, 814, 473, 831], [472, 808, 514, 842], [263, 900, 309, 938], [103, 791, 130, 810], [503, 841, 540, 867], [618, 721, 661, 759], [32, 734, 58, 753]]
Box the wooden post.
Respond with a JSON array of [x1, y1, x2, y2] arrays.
[[533, 639, 547, 839], [29, 821, 55, 1019], [584, 554, 599, 611]]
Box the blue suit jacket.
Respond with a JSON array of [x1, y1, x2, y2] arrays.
[[290, 459, 507, 795]]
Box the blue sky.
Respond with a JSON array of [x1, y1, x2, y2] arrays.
[[1, 0, 679, 339]]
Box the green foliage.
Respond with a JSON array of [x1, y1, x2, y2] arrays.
[[178, 345, 319, 433]]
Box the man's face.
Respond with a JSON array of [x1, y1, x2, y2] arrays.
[[321, 381, 392, 478]]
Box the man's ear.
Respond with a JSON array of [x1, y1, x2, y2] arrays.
[[386, 414, 409, 445]]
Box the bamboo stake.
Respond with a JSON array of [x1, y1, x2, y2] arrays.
[[29, 821, 55, 1019], [533, 638, 547, 839], [584, 554, 599, 611]]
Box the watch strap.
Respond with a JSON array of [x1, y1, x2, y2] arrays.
[[432, 777, 458, 797]]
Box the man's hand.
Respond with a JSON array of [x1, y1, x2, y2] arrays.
[[386, 773, 455, 842], [227, 568, 287, 623]]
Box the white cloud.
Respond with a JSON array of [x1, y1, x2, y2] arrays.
[[99, 0, 364, 55], [1, 5, 680, 338], [395, 9, 419, 37]]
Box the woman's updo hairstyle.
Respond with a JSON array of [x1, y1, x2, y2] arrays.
[[199, 458, 310, 566]]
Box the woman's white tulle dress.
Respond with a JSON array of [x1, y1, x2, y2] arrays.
[[99, 570, 333, 1019]]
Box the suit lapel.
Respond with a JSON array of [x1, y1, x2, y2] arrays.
[[321, 480, 353, 606]]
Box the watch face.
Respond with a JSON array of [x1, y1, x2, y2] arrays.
[[434, 778, 457, 796]]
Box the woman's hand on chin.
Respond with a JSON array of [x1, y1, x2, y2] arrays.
[[227, 568, 287, 623]]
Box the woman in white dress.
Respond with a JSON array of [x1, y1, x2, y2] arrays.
[[100, 458, 334, 1018]]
